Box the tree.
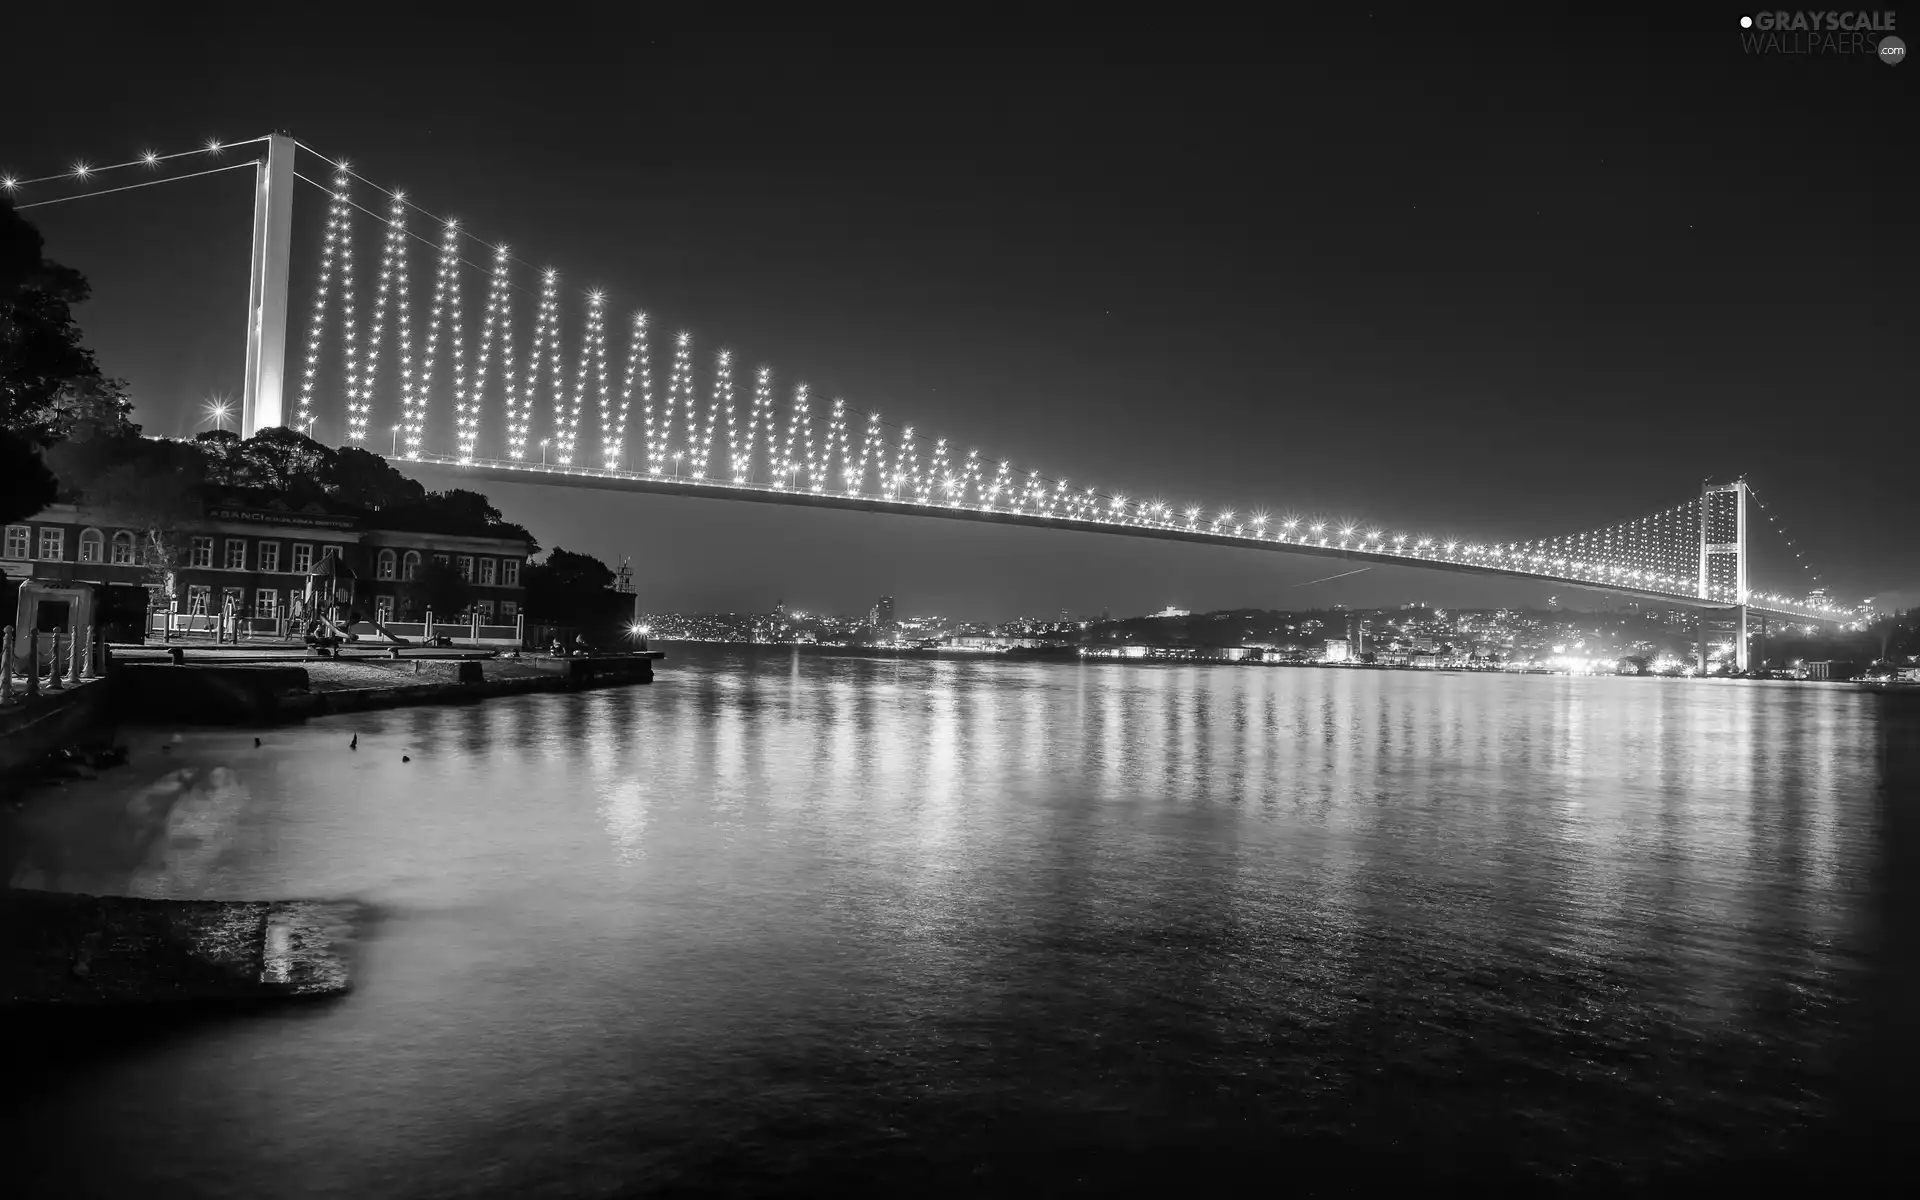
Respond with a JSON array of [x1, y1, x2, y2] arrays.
[[0, 426, 57, 524], [414, 557, 475, 619], [235, 426, 333, 504], [1, 204, 110, 442], [422, 488, 504, 531], [384, 486, 534, 545], [194, 429, 251, 487], [323, 444, 425, 511], [523, 547, 622, 628], [50, 431, 207, 600]]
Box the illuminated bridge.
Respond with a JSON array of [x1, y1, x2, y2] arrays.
[[5, 134, 1859, 667]]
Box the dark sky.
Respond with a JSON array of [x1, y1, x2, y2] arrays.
[[6, 13, 1914, 618]]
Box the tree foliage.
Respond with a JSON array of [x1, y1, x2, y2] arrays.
[[0, 426, 58, 525], [45, 430, 208, 597], [414, 557, 475, 618], [2, 203, 113, 443], [323, 444, 426, 511], [523, 547, 623, 627]]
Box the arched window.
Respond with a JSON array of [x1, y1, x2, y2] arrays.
[[78, 528, 104, 564], [377, 549, 397, 580], [111, 531, 137, 565], [401, 551, 421, 581]]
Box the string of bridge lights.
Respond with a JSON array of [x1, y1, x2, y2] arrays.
[[1744, 480, 1825, 590], [0, 137, 263, 199], [6, 136, 1855, 621]]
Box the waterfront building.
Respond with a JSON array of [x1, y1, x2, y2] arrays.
[[2, 498, 532, 642]]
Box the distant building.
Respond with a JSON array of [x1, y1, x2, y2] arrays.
[[870, 594, 896, 629], [1323, 638, 1352, 663], [1153, 606, 1190, 618]]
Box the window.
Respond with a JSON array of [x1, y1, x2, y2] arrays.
[[79, 528, 104, 563], [220, 587, 244, 616], [258, 541, 281, 572], [374, 595, 393, 624], [291, 543, 314, 574], [376, 549, 397, 580], [478, 557, 497, 586], [186, 584, 212, 614], [189, 536, 214, 568], [433, 553, 450, 567], [38, 527, 64, 560], [255, 589, 279, 619], [456, 555, 474, 580], [499, 600, 518, 623], [111, 531, 137, 565], [225, 538, 247, 570], [477, 600, 496, 624], [2, 526, 27, 559], [402, 551, 421, 580], [501, 557, 520, 587]]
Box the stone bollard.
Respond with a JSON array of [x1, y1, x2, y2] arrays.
[[80, 625, 94, 681], [67, 624, 83, 685], [1, 624, 13, 703], [45, 630, 64, 692], [25, 636, 39, 699]]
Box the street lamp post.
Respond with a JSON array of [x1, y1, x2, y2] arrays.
[[390, 425, 401, 456], [541, 439, 551, 466]]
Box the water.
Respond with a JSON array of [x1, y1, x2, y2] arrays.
[[4, 646, 1917, 1195]]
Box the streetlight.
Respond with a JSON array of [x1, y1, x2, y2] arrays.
[[390, 425, 401, 456], [201, 395, 233, 431], [540, 439, 552, 466]]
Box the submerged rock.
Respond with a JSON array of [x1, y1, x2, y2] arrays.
[[0, 890, 359, 1005]]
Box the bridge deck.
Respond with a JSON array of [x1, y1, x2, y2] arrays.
[[404, 455, 1836, 625]]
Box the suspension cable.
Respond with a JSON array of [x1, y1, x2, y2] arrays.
[[12, 159, 263, 210]]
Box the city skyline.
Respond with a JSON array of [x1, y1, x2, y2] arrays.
[[3, 17, 1913, 617]]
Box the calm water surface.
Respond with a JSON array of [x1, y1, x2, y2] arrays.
[[5, 646, 1918, 1195]]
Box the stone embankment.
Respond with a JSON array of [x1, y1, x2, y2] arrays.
[[109, 652, 661, 726]]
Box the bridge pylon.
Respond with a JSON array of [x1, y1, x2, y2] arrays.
[[1698, 478, 1750, 671], [241, 133, 297, 438]]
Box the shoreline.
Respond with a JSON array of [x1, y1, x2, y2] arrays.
[[1, 653, 664, 784], [110, 652, 664, 728], [651, 640, 1862, 684]]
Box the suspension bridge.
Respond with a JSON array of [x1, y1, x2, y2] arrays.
[[5, 133, 1859, 668]]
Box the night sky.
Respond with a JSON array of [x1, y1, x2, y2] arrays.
[[6, 14, 1913, 619]]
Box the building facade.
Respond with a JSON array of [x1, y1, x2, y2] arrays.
[[3, 501, 531, 637]]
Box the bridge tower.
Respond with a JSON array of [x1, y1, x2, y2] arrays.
[[1698, 479, 1751, 671], [240, 133, 297, 438]]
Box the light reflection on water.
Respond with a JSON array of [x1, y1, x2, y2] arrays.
[[2, 646, 1912, 1194]]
